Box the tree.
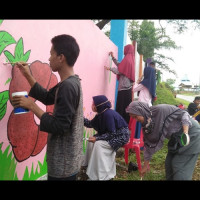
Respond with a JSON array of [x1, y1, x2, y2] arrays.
[[128, 20, 180, 75], [94, 19, 200, 33]]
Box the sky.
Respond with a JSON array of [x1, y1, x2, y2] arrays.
[[153, 20, 200, 87]]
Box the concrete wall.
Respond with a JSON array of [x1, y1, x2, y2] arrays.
[[0, 20, 117, 180]]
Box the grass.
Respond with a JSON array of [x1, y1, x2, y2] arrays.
[[114, 140, 168, 181]]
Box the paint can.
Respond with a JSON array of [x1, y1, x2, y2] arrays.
[[12, 91, 29, 114]]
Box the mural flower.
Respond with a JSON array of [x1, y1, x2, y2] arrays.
[[7, 61, 58, 162]]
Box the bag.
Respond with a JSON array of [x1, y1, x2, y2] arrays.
[[168, 129, 184, 154]]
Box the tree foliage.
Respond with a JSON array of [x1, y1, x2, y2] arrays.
[[128, 20, 181, 75]]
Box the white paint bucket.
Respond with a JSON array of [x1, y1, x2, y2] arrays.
[[12, 91, 29, 114]]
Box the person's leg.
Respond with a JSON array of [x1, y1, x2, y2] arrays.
[[165, 152, 174, 180], [86, 140, 116, 180], [116, 89, 131, 124], [171, 153, 199, 180]]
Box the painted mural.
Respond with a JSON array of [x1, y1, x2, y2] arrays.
[[0, 20, 118, 180]]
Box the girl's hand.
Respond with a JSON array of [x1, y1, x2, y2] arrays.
[[104, 66, 110, 71], [109, 52, 114, 58], [88, 136, 96, 143]]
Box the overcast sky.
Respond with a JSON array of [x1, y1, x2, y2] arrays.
[[153, 20, 200, 86]]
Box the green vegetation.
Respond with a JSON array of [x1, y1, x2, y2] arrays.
[[153, 82, 177, 105]]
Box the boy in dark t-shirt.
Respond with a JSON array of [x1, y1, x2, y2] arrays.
[[187, 96, 200, 122]]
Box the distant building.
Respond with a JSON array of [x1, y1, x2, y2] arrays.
[[179, 74, 192, 90]]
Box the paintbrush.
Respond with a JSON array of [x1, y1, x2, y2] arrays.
[[3, 62, 31, 65]]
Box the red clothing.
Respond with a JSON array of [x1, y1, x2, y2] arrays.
[[117, 44, 135, 82]]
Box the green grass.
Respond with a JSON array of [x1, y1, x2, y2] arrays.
[[115, 140, 168, 180]]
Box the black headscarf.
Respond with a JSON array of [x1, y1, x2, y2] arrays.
[[140, 66, 156, 98], [90, 95, 128, 135]]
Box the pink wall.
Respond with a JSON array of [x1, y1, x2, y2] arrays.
[[0, 20, 117, 180]]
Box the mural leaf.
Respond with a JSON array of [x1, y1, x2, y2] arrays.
[[4, 78, 11, 85], [14, 37, 31, 62], [0, 90, 9, 120], [14, 38, 24, 60], [23, 50, 31, 62], [4, 50, 15, 64], [0, 31, 16, 55], [4, 39, 31, 65]]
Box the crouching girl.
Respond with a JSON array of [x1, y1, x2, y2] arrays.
[[82, 95, 130, 180]]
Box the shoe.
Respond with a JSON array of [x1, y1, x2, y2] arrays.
[[128, 161, 138, 172]]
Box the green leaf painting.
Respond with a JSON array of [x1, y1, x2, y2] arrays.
[[0, 31, 16, 55], [4, 78, 11, 85], [0, 143, 18, 180], [22, 154, 47, 180], [0, 90, 9, 120], [4, 37, 31, 65], [4, 50, 15, 64]]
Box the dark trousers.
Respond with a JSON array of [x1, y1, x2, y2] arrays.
[[116, 88, 132, 124], [48, 173, 77, 181]]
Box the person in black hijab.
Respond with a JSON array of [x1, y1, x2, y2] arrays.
[[82, 95, 129, 180]]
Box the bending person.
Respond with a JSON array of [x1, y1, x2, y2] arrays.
[[126, 101, 200, 180]]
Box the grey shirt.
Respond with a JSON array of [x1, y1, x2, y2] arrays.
[[144, 112, 192, 161], [29, 75, 84, 178], [110, 57, 133, 91]]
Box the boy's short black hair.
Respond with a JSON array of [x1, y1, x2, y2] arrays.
[[194, 96, 200, 101], [51, 34, 80, 66]]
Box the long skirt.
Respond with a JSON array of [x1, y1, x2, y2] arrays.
[[165, 118, 200, 180], [116, 88, 132, 124], [82, 140, 116, 180]]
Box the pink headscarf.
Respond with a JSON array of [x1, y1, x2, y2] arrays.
[[117, 43, 135, 82]]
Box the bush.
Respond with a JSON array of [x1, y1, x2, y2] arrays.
[[153, 82, 177, 105]]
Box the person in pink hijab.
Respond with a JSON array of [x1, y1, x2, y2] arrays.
[[105, 44, 135, 124]]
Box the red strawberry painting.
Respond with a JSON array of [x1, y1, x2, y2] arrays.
[[7, 61, 58, 162]]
